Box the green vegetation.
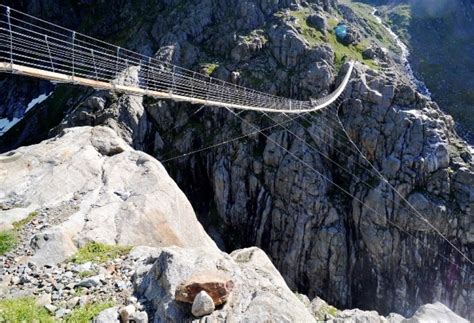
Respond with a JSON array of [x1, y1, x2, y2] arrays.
[[242, 29, 268, 46], [278, 7, 378, 71], [0, 297, 54, 323], [371, 1, 474, 134], [79, 270, 96, 278], [0, 211, 39, 255], [70, 241, 131, 264], [380, 4, 412, 43], [200, 62, 219, 76], [343, 1, 400, 53], [0, 231, 17, 256], [313, 303, 338, 321], [12, 211, 39, 230], [65, 301, 115, 323]]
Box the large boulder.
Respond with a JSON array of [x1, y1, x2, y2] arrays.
[[401, 302, 469, 323], [0, 126, 217, 265], [135, 246, 315, 322], [268, 25, 308, 68]]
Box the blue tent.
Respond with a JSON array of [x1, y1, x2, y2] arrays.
[[334, 24, 348, 39]]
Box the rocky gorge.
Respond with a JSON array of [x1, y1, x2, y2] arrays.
[[0, 0, 472, 322]]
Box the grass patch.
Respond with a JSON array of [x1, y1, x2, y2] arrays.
[[381, 4, 412, 43], [65, 301, 115, 323], [0, 231, 17, 255], [200, 62, 219, 76], [12, 211, 39, 230], [279, 8, 378, 71], [342, 1, 400, 52], [79, 270, 96, 279], [0, 210, 40, 255], [313, 303, 338, 320], [0, 297, 54, 322], [70, 241, 131, 264]]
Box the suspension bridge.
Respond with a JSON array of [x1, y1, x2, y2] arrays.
[[0, 5, 471, 271], [0, 5, 354, 114]]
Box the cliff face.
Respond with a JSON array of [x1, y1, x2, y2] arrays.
[[366, 0, 474, 143], [0, 0, 472, 320]]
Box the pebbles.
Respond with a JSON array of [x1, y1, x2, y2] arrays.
[[0, 251, 148, 321]]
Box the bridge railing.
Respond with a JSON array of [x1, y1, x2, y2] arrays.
[[0, 5, 355, 113], [0, 4, 321, 112]]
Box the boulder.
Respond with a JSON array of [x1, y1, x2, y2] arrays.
[[93, 306, 120, 323], [401, 302, 468, 323], [268, 25, 308, 68], [135, 246, 315, 322], [129, 311, 148, 323], [330, 308, 388, 322], [307, 13, 327, 33], [175, 272, 234, 305], [0, 126, 217, 266]]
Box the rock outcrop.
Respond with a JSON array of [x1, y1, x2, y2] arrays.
[[0, 0, 472, 320], [0, 126, 216, 266], [134, 246, 316, 322]]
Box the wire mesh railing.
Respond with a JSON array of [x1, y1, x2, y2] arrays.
[[0, 4, 354, 113]]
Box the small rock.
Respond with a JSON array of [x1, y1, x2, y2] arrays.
[[191, 291, 215, 317], [44, 304, 57, 315], [36, 293, 52, 306], [93, 306, 119, 323], [10, 276, 20, 285], [120, 304, 136, 322], [63, 271, 74, 279], [67, 296, 80, 309], [53, 282, 64, 291], [79, 295, 90, 306], [75, 275, 102, 288], [127, 296, 138, 304], [129, 311, 148, 323], [307, 13, 327, 33], [55, 308, 71, 318], [115, 280, 127, 291], [75, 262, 92, 273]]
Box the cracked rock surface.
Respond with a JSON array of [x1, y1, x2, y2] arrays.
[[0, 126, 217, 266]]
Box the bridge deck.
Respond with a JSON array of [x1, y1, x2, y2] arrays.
[[0, 4, 354, 114], [0, 61, 354, 114]]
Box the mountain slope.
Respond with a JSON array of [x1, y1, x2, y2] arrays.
[[360, 0, 474, 143], [0, 0, 472, 320]]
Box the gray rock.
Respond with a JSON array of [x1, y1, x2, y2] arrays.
[[329, 308, 388, 322], [307, 13, 327, 33], [401, 302, 468, 323], [75, 275, 102, 288], [136, 246, 315, 322], [66, 296, 80, 309], [129, 311, 148, 323], [44, 304, 57, 315], [120, 304, 136, 322], [36, 293, 52, 306], [268, 25, 307, 68], [191, 290, 215, 317], [93, 306, 119, 323], [0, 126, 217, 266], [55, 308, 71, 318]]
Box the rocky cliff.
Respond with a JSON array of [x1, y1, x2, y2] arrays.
[[0, 0, 472, 321], [366, 0, 474, 143]]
